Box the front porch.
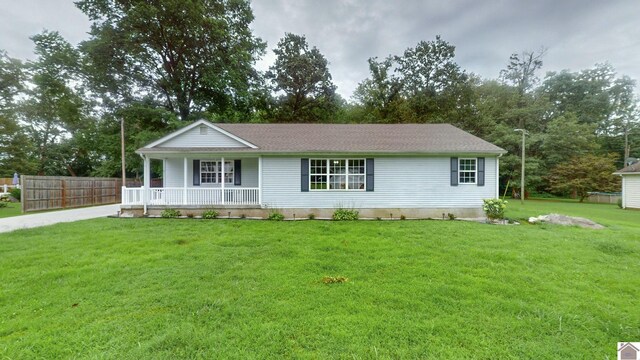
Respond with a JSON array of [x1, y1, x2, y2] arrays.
[[122, 154, 263, 210], [121, 187, 260, 206]]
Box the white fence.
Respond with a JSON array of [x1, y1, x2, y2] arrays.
[[122, 187, 260, 206]]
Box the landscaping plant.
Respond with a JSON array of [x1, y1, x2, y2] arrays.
[[483, 198, 507, 220], [160, 209, 182, 218], [332, 208, 359, 221]]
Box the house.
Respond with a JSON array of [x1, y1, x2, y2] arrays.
[[614, 160, 640, 209], [618, 342, 639, 360], [120, 120, 506, 218]]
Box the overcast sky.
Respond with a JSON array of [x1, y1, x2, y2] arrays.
[[1, 0, 639, 99]]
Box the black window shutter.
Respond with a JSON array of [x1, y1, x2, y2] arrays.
[[477, 157, 485, 186], [366, 158, 374, 191], [234, 159, 241, 185], [193, 159, 200, 186], [301, 158, 309, 192], [451, 157, 458, 186]]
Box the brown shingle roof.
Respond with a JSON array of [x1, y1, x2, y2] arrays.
[[141, 122, 506, 154], [615, 161, 640, 174]]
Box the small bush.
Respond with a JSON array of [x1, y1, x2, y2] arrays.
[[9, 188, 20, 200], [376, 217, 382, 221], [322, 276, 348, 284], [400, 214, 406, 220], [186, 213, 195, 218], [161, 209, 181, 218], [307, 213, 315, 220], [447, 213, 456, 220], [332, 208, 359, 221], [617, 198, 623, 209], [0, 202, 7, 208], [202, 209, 218, 219], [267, 211, 285, 221], [483, 198, 507, 220], [240, 214, 246, 219]]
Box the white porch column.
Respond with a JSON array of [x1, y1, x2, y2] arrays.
[[143, 155, 150, 214], [221, 157, 225, 205], [258, 156, 263, 206], [183, 157, 188, 205]]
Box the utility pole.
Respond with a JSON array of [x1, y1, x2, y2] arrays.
[[121, 118, 126, 187], [514, 129, 527, 204]]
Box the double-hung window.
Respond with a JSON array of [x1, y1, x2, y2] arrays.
[[310, 159, 365, 190], [459, 158, 477, 184], [200, 160, 234, 184]]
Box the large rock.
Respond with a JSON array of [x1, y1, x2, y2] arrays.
[[527, 213, 604, 229]]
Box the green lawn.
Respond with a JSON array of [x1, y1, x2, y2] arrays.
[[0, 202, 21, 218], [0, 201, 639, 358]]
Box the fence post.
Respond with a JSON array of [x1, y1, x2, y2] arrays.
[[20, 175, 25, 213], [61, 179, 67, 208]]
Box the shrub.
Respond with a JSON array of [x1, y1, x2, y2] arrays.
[[400, 214, 406, 220], [161, 209, 181, 218], [332, 208, 359, 221], [0, 202, 7, 208], [447, 213, 456, 220], [307, 213, 315, 220], [9, 187, 20, 201], [267, 211, 285, 221], [240, 214, 246, 219], [483, 198, 507, 220], [617, 198, 623, 209], [186, 213, 195, 218], [201, 209, 219, 219]]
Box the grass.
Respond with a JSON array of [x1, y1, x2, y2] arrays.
[[0, 202, 21, 218], [0, 201, 639, 358]]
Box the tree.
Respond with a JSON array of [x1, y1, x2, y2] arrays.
[[0, 51, 34, 176], [547, 153, 620, 201], [19, 31, 90, 175], [76, 0, 266, 120], [266, 33, 337, 122], [352, 56, 403, 122], [499, 49, 545, 96], [542, 113, 599, 169]]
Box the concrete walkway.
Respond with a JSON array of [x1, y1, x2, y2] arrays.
[[0, 204, 120, 234]]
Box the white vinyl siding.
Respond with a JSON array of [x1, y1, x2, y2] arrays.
[[158, 126, 248, 148], [622, 174, 640, 209], [164, 157, 258, 188], [262, 156, 497, 208]]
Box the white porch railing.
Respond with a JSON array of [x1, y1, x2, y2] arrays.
[[121, 187, 260, 206]]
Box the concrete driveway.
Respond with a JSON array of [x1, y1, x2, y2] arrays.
[[0, 204, 120, 234]]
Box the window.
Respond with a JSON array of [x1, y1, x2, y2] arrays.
[[201, 160, 233, 184], [459, 158, 476, 184], [310, 159, 365, 190], [199, 126, 208, 135]]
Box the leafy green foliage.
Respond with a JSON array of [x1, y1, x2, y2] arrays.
[[0, 201, 7, 208], [267, 211, 284, 221], [160, 209, 181, 218], [548, 154, 621, 202], [201, 209, 219, 219], [332, 208, 359, 221], [76, 0, 266, 121], [267, 33, 337, 122], [9, 187, 20, 201], [482, 199, 508, 220]]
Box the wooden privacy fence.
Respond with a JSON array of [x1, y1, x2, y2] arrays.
[[21, 176, 145, 213]]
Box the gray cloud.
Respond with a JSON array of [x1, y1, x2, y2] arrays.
[[2, 0, 638, 99]]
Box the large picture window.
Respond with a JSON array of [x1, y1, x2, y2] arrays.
[[201, 160, 233, 184], [459, 158, 477, 184], [310, 159, 365, 190]]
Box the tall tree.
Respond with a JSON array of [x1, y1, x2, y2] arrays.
[[76, 0, 266, 120], [19, 31, 89, 175], [353, 56, 403, 123], [266, 33, 337, 122]]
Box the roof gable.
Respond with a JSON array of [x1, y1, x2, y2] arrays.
[[145, 120, 257, 149]]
